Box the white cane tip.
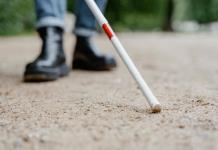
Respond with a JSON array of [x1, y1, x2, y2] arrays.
[[151, 104, 161, 113]]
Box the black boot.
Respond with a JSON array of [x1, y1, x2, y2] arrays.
[[72, 36, 117, 71], [24, 27, 69, 82]]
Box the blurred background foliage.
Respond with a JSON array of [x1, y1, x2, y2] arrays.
[[0, 0, 218, 35], [0, 0, 34, 35]]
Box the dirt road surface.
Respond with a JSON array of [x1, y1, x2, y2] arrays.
[[0, 33, 217, 150]]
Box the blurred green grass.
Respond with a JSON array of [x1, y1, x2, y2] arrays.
[[0, 0, 34, 35], [1, 0, 218, 35]]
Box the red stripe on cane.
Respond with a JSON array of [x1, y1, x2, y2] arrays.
[[102, 23, 113, 39]]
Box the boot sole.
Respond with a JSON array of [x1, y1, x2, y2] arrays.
[[72, 59, 116, 71], [24, 64, 70, 82]]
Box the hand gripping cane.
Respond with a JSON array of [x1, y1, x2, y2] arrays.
[[85, 0, 161, 113]]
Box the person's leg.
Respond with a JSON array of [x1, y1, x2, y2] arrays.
[[35, 0, 66, 29], [74, 0, 107, 37], [72, 0, 117, 71], [24, 0, 69, 82]]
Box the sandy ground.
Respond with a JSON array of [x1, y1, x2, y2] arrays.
[[0, 33, 217, 150]]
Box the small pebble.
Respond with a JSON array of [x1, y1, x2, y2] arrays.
[[178, 125, 185, 129]]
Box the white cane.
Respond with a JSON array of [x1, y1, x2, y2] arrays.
[[85, 0, 161, 113]]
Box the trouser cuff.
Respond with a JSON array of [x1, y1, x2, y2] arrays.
[[36, 17, 65, 29], [73, 27, 96, 37]]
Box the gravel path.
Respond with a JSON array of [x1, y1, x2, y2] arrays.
[[0, 33, 217, 150]]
